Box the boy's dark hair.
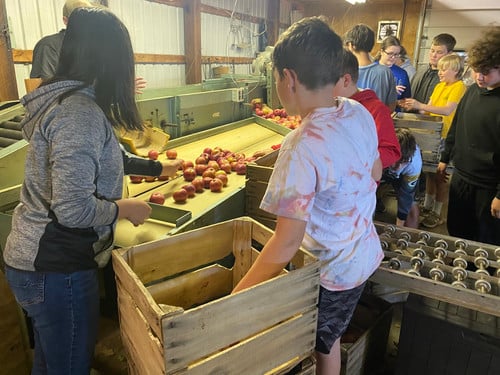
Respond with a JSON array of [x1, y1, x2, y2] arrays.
[[272, 16, 344, 90], [467, 27, 500, 73], [341, 48, 359, 83], [396, 127, 416, 163], [432, 33, 456, 52], [49, 7, 142, 131], [344, 24, 375, 53]]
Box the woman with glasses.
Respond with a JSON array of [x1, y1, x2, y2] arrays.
[[375, 36, 412, 111]]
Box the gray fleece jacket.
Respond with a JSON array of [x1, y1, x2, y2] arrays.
[[4, 81, 122, 272]]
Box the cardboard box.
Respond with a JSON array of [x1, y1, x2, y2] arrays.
[[112, 217, 319, 374]]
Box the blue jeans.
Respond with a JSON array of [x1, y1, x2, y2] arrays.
[[5, 266, 99, 375]]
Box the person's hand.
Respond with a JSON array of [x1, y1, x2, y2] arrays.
[[116, 198, 152, 226], [491, 197, 500, 219], [436, 162, 449, 183], [396, 85, 406, 95], [403, 98, 421, 111], [160, 159, 183, 178], [135, 76, 147, 94]]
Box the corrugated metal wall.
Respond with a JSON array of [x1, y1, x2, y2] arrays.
[[6, 0, 300, 97]]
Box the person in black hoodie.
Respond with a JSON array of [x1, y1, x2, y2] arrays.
[[437, 27, 500, 245]]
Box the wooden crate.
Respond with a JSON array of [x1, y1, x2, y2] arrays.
[[245, 150, 279, 229], [392, 112, 443, 169], [340, 293, 393, 375], [112, 217, 320, 375]]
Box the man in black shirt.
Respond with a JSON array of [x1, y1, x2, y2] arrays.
[[30, 0, 92, 79]]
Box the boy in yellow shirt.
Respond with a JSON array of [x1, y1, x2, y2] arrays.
[[404, 53, 466, 227]]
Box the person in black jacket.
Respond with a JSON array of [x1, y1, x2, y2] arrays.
[[30, 0, 93, 79], [437, 27, 500, 245]]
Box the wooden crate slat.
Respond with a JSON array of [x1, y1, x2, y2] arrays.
[[125, 220, 235, 284], [148, 264, 233, 309], [117, 287, 165, 375], [232, 219, 254, 287], [112, 251, 178, 340], [162, 265, 319, 372], [180, 309, 317, 375]]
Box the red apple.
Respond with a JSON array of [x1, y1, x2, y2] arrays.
[[183, 167, 196, 181], [210, 178, 223, 192], [166, 149, 178, 159], [220, 163, 232, 173], [191, 178, 204, 193], [234, 163, 247, 175], [182, 160, 194, 170], [181, 184, 196, 198], [148, 150, 159, 160], [157, 175, 169, 181], [144, 176, 156, 182], [195, 164, 208, 175], [203, 176, 213, 189], [202, 168, 216, 179], [129, 175, 143, 184], [216, 173, 228, 187], [203, 147, 212, 155], [172, 189, 188, 203], [149, 192, 165, 205], [195, 155, 208, 165]]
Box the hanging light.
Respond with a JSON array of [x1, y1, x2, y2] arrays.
[[345, 0, 366, 4]]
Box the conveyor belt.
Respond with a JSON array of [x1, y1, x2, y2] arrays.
[[0, 116, 24, 150]]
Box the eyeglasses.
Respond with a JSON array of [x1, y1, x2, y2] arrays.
[[383, 50, 400, 58]]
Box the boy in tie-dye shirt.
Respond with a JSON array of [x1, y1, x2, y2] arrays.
[[232, 17, 383, 375]]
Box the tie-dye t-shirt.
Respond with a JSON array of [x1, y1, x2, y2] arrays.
[[260, 98, 383, 291]]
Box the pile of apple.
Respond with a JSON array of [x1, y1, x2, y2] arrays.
[[149, 146, 256, 204], [251, 99, 301, 130]]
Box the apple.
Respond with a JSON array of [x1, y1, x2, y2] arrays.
[[210, 178, 223, 192], [220, 163, 232, 173], [183, 167, 196, 181], [195, 164, 208, 176], [149, 192, 165, 205], [181, 184, 196, 198], [129, 175, 143, 184], [182, 160, 194, 170], [191, 178, 205, 193], [172, 189, 188, 203], [195, 155, 208, 165], [234, 163, 247, 175], [148, 150, 159, 160], [157, 175, 169, 181], [207, 160, 220, 171], [216, 173, 228, 187], [144, 176, 156, 182], [202, 176, 213, 189], [203, 147, 212, 155], [202, 168, 216, 179], [166, 149, 178, 159]]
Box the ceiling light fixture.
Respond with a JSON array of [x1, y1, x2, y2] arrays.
[[345, 0, 366, 4]]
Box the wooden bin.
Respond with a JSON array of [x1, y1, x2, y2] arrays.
[[340, 293, 393, 375], [392, 112, 443, 169], [245, 150, 280, 229], [112, 216, 319, 375]]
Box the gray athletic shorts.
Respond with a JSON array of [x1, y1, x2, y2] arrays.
[[315, 282, 366, 354]]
